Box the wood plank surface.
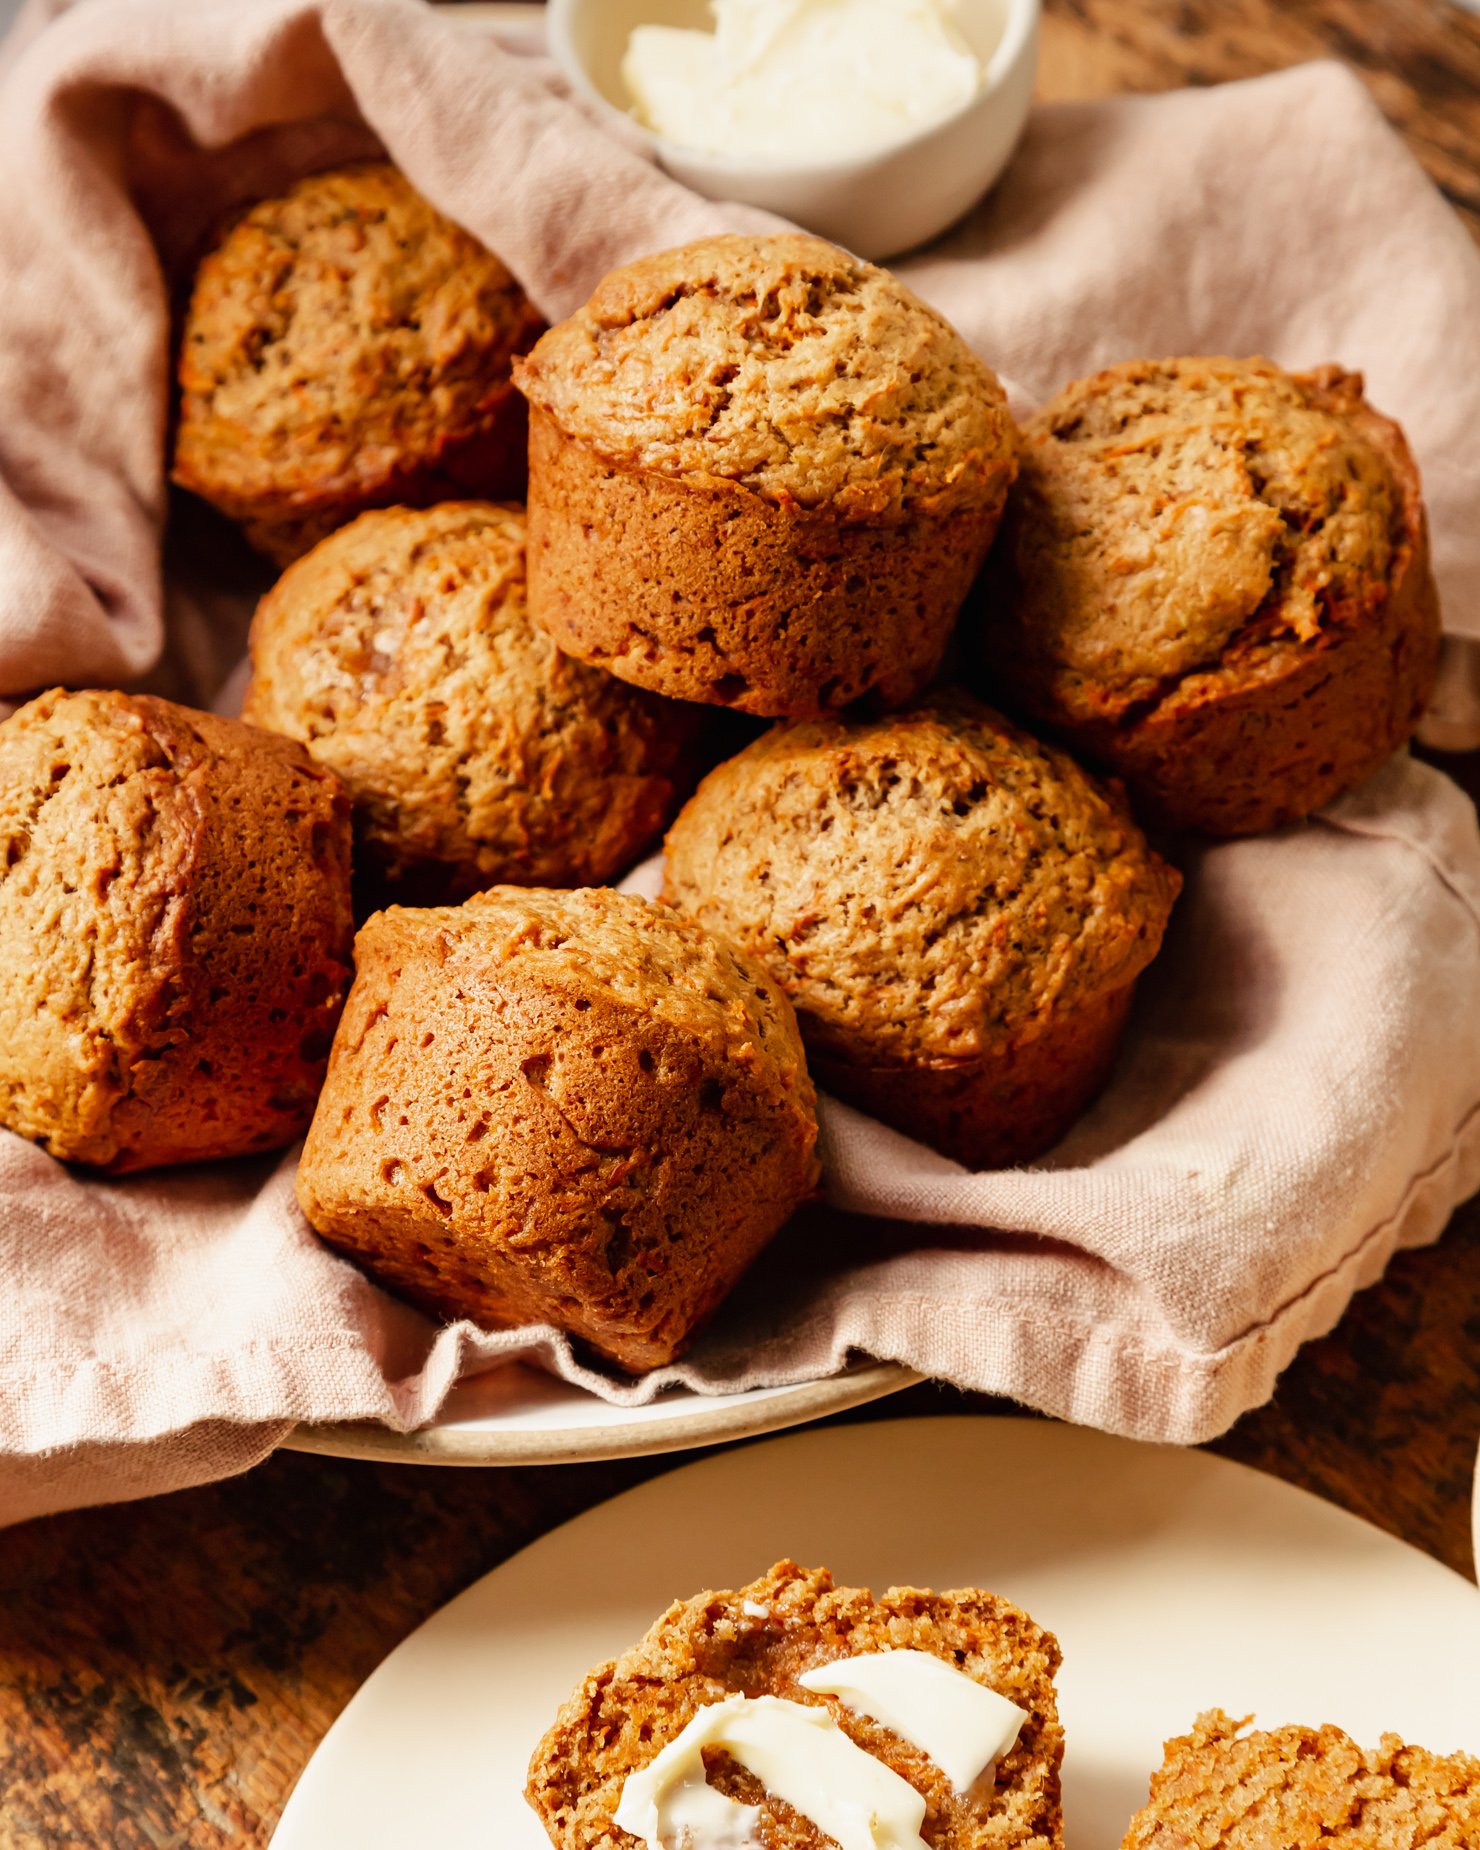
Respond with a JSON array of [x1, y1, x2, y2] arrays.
[[0, 2, 1477, 1844], [1036, 0, 1480, 240]]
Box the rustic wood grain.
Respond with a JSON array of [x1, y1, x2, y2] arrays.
[[0, 3, 1477, 1844], [1036, 0, 1480, 240], [0, 1203, 1474, 1847]]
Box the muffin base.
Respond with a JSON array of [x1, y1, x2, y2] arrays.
[[525, 409, 1007, 719], [811, 983, 1137, 1169]]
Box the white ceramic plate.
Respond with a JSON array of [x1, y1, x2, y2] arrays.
[[271, 1415, 1480, 1847], [281, 1360, 919, 1466]]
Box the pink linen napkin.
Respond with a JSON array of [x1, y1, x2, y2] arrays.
[[1, 0, 1478, 1527]]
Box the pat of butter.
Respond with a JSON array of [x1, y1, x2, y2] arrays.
[[612, 1692, 929, 1850], [622, 0, 984, 164], [798, 1650, 1029, 1793]]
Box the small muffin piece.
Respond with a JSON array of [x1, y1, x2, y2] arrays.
[[975, 357, 1441, 835], [173, 162, 544, 563], [296, 887, 819, 1369], [1122, 1710, 1480, 1850], [0, 690, 353, 1172], [528, 1558, 1065, 1850], [663, 696, 1179, 1168], [244, 502, 702, 901], [515, 233, 1017, 718]]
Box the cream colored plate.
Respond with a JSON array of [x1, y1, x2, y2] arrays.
[[271, 1415, 1480, 1847], [282, 1360, 919, 1465]]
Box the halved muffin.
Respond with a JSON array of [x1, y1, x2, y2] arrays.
[[528, 1559, 1064, 1850], [1122, 1710, 1479, 1849]]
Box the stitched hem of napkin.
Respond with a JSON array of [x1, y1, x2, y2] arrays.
[[2, 1088, 1473, 1455]]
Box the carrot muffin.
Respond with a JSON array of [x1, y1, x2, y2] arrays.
[[663, 696, 1179, 1168], [974, 357, 1441, 835], [296, 887, 819, 1370], [1122, 1710, 1480, 1849], [514, 233, 1017, 718], [244, 502, 702, 902], [0, 689, 353, 1172], [528, 1558, 1064, 1850], [173, 162, 545, 563]]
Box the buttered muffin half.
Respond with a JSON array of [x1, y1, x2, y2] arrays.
[[528, 1559, 1064, 1850], [973, 357, 1440, 835], [515, 233, 1017, 719], [664, 696, 1179, 1168]]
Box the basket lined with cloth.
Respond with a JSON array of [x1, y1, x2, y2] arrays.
[[0, 0, 1478, 1525]]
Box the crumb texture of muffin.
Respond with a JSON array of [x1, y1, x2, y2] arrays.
[[663, 696, 1180, 1167], [516, 233, 1017, 717], [173, 162, 545, 562], [977, 357, 1441, 835], [1122, 1710, 1480, 1850], [526, 1558, 1065, 1850], [245, 502, 701, 901], [296, 887, 819, 1370], [0, 689, 354, 1172]]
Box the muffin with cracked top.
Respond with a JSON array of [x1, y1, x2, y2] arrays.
[[514, 233, 1017, 719], [663, 695, 1180, 1168], [244, 501, 703, 902], [0, 689, 353, 1171], [173, 162, 544, 563], [972, 357, 1441, 835], [296, 886, 820, 1370]]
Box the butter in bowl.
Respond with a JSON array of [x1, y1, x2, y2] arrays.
[[546, 0, 1041, 258]]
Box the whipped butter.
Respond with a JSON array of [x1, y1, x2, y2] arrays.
[[798, 1650, 1029, 1792], [622, 0, 984, 163], [612, 1692, 930, 1850]]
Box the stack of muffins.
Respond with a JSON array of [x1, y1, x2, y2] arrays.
[[0, 159, 1441, 1370]]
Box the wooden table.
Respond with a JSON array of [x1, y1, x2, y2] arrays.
[[2, 4, 1479, 1844]]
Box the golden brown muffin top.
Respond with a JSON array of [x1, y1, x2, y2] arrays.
[[528, 1559, 1064, 1850], [1122, 1710, 1480, 1850], [663, 697, 1179, 1068], [366, 886, 816, 1107], [996, 358, 1405, 706], [244, 503, 697, 896], [0, 688, 351, 1169], [1, 690, 196, 1163], [514, 233, 1016, 520], [174, 162, 543, 507]]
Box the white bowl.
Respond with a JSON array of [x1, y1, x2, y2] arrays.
[[547, 0, 1041, 260]]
